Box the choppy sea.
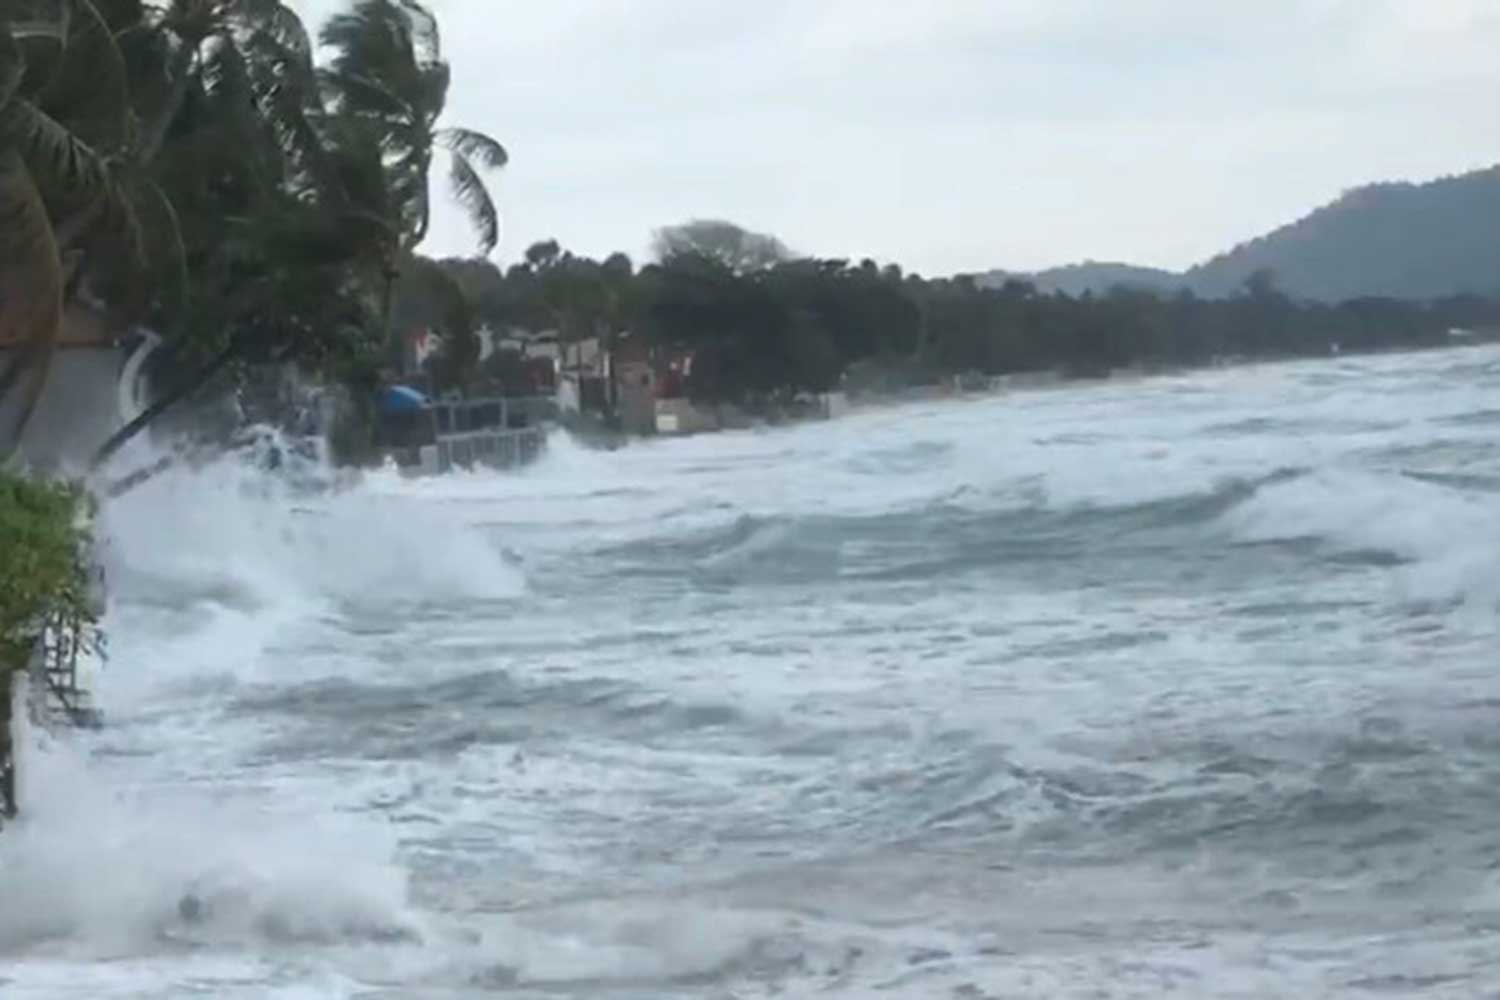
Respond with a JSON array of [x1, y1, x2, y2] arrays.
[[8, 345, 1500, 997]]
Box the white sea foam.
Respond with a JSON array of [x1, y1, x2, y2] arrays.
[[100, 437, 525, 613], [1224, 466, 1500, 606], [9, 345, 1500, 997], [0, 735, 419, 958]]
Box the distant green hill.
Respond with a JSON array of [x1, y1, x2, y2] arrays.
[[979, 261, 1181, 297], [979, 165, 1500, 302]]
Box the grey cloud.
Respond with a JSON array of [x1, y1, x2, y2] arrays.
[[295, 0, 1500, 274]]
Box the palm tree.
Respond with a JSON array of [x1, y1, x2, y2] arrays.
[[89, 113, 405, 468], [0, 0, 392, 466], [5, 0, 498, 466], [126, 0, 314, 164], [317, 0, 508, 389], [319, 0, 507, 254]]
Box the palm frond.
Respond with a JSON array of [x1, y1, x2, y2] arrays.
[[0, 95, 113, 216], [93, 167, 150, 312], [395, 0, 439, 67], [415, 58, 447, 122], [320, 3, 413, 84], [136, 175, 187, 319], [231, 0, 311, 58], [112, 5, 173, 124], [36, 0, 133, 150], [242, 20, 315, 95], [385, 159, 427, 245], [257, 87, 333, 196], [317, 66, 409, 119], [436, 126, 506, 170], [321, 116, 393, 214], [132, 29, 197, 164], [446, 147, 497, 255], [320, 1, 431, 118], [91, 171, 186, 323], [208, 33, 303, 197], [200, 31, 252, 111]]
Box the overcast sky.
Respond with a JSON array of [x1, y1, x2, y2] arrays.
[[291, 0, 1499, 276]]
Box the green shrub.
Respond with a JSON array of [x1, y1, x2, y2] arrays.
[[0, 471, 99, 674]]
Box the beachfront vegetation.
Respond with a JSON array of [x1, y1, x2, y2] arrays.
[[0, 0, 507, 465], [434, 223, 1500, 409], [3, 3, 1498, 450], [1, 0, 508, 810], [0, 470, 93, 673], [0, 467, 97, 819]]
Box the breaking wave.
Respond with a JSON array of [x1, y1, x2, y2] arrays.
[[11, 346, 1500, 997]]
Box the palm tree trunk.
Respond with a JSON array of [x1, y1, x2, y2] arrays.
[[104, 454, 177, 499], [135, 40, 199, 164]]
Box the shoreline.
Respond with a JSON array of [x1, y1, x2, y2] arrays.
[[566, 333, 1500, 452]]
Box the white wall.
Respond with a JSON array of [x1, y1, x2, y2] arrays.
[[1, 346, 126, 472]]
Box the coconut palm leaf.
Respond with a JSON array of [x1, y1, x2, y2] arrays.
[[133, 175, 187, 318], [317, 66, 409, 119], [435, 128, 505, 254], [0, 95, 113, 221], [84, 165, 186, 323], [319, 1, 505, 254], [132, 33, 196, 163], [437, 126, 506, 170], [248, 40, 335, 197], [111, 5, 173, 125], [199, 31, 277, 192], [394, 0, 440, 66], [320, 2, 421, 96], [443, 144, 498, 255], [34, 0, 132, 151], [241, 24, 316, 105], [233, 0, 311, 59], [416, 58, 447, 116]]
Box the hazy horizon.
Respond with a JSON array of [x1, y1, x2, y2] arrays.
[[291, 0, 1499, 276]]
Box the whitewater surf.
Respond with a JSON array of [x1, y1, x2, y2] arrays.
[[6, 345, 1500, 997]]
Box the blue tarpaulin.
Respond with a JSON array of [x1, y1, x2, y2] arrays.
[[378, 385, 429, 413]]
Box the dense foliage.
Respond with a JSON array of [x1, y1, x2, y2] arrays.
[[3, 3, 1496, 446], [435, 222, 1500, 408], [0, 0, 506, 465], [0, 467, 97, 820], [0, 469, 95, 671]]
